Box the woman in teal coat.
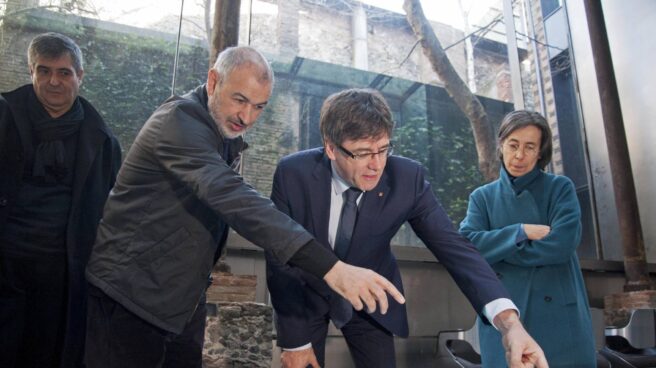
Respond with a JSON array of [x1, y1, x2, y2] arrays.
[[459, 110, 595, 367]]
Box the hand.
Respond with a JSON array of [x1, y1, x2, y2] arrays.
[[494, 310, 549, 368], [523, 224, 551, 241], [323, 261, 405, 314], [281, 348, 320, 368]]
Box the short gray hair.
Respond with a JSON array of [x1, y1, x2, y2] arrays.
[[28, 32, 83, 72], [212, 46, 273, 85]]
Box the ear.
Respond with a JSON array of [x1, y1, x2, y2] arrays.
[[207, 68, 220, 96], [77, 69, 85, 85], [324, 141, 337, 161]]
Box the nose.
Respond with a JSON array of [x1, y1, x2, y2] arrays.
[[514, 148, 525, 159], [48, 73, 61, 86], [238, 104, 257, 126], [367, 152, 386, 170]]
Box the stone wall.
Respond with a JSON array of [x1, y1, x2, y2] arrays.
[[203, 302, 273, 368]]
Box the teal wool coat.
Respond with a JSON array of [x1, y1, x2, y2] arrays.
[[460, 166, 595, 368]]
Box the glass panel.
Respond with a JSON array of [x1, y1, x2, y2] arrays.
[[0, 0, 601, 258], [242, 0, 518, 247], [0, 0, 195, 153]]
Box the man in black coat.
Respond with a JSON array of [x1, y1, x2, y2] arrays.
[[85, 46, 404, 368], [0, 32, 122, 368]]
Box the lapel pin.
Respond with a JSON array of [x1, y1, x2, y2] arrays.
[[378, 192, 384, 197]]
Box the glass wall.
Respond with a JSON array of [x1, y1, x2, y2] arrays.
[[0, 0, 605, 258]]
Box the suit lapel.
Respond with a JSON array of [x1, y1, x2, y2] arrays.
[[70, 101, 108, 209], [309, 153, 333, 249]]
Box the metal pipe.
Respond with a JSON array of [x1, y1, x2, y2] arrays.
[[352, 3, 368, 70], [502, 0, 525, 109], [583, 0, 652, 292], [523, 0, 547, 115], [171, 0, 185, 96]]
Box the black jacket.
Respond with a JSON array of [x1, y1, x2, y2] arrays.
[[86, 85, 314, 334], [0, 84, 122, 367]]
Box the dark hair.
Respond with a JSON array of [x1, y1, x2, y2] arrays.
[[319, 88, 394, 145], [212, 46, 273, 85], [28, 32, 83, 72], [497, 110, 553, 169]]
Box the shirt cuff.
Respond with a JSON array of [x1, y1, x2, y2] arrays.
[[483, 298, 519, 330], [516, 224, 528, 244], [283, 343, 312, 351]]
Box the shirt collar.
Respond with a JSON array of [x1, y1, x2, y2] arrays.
[[330, 162, 353, 196]]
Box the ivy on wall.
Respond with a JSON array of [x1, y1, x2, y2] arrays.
[[1, 9, 208, 153]]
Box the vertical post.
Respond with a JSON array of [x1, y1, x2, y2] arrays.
[[502, 0, 525, 109], [583, 0, 652, 292], [210, 0, 241, 66], [352, 3, 368, 70], [523, 0, 546, 115]]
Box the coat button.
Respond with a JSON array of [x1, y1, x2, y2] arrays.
[[544, 296, 552, 302], [496, 272, 503, 279], [0, 197, 7, 207]]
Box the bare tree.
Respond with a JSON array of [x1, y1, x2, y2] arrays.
[[209, 0, 240, 66], [403, 0, 498, 181]]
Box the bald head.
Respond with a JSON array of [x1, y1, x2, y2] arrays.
[[212, 46, 273, 86]]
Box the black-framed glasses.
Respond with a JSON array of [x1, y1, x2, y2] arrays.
[[337, 142, 394, 161]]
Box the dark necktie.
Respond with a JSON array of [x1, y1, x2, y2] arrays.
[[334, 187, 361, 259]]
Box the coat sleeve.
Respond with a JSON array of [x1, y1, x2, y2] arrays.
[[504, 178, 582, 267], [408, 166, 510, 318], [265, 162, 315, 348], [152, 103, 313, 265], [459, 190, 523, 265]]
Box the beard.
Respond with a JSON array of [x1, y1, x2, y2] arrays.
[[208, 94, 245, 140]]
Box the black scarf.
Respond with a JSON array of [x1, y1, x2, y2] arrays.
[[28, 91, 84, 183]]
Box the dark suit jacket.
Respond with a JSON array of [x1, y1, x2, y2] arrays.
[[266, 147, 510, 348]]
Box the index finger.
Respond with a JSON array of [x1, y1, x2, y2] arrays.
[[376, 275, 406, 304], [534, 353, 549, 368], [507, 345, 523, 368]]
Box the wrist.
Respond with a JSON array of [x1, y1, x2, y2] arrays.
[[323, 260, 344, 281], [494, 309, 520, 333]]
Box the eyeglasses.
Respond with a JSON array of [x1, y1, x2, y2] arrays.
[[503, 142, 539, 157], [337, 143, 394, 161]]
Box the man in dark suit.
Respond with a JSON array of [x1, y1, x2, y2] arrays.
[[266, 88, 548, 368]]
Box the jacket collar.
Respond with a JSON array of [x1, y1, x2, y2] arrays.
[[2, 84, 114, 207], [2, 83, 112, 163], [310, 149, 333, 247], [499, 164, 542, 194]]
